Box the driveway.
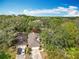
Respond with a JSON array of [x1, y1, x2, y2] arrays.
[[16, 45, 26, 59], [16, 54, 26, 59], [31, 47, 42, 59]]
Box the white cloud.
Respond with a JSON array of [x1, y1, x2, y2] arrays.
[[66, 9, 79, 16], [0, 6, 79, 16], [23, 6, 79, 16], [23, 7, 66, 15], [23, 9, 60, 15], [69, 6, 78, 9], [66, 6, 79, 16]]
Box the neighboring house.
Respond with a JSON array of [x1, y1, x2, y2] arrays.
[[16, 32, 26, 45]]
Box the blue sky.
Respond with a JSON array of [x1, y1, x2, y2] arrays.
[[0, 0, 79, 16]]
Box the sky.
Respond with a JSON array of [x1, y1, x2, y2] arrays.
[[0, 0, 79, 16]]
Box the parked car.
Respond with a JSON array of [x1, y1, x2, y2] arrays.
[[17, 48, 22, 55]]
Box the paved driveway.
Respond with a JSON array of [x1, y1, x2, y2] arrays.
[[16, 54, 26, 59], [31, 47, 42, 59], [16, 45, 26, 59]]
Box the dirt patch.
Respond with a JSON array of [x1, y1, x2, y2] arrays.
[[41, 51, 48, 59]]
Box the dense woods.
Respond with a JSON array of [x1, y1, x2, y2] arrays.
[[0, 15, 79, 59]]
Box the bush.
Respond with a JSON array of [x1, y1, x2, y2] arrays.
[[0, 51, 11, 59]]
